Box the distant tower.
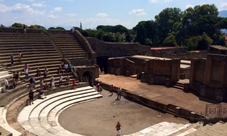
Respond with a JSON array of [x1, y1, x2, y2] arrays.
[[80, 22, 82, 30]]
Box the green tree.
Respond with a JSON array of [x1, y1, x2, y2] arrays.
[[133, 22, 146, 45], [162, 33, 178, 46], [186, 36, 200, 51], [12, 23, 24, 28], [197, 32, 213, 50], [155, 8, 182, 43], [97, 29, 105, 40]]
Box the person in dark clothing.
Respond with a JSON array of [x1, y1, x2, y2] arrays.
[[28, 90, 34, 105], [116, 88, 122, 100]]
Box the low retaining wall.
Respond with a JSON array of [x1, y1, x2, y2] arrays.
[[96, 80, 204, 123]]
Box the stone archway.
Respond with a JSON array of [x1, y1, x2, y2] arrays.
[[82, 71, 93, 86]]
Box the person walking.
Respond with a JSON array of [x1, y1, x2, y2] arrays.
[[116, 121, 122, 136], [116, 88, 122, 100], [109, 84, 114, 97]]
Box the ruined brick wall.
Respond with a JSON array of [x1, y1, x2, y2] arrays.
[[108, 57, 180, 85], [190, 54, 227, 101], [86, 37, 149, 57]]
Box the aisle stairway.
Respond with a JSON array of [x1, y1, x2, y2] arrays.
[[48, 31, 89, 60]]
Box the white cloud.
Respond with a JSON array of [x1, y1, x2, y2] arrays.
[[96, 13, 108, 17], [164, 0, 172, 2], [149, 0, 158, 3], [129, 9, 147, 16], [0, 3, 45, 16], [149, 0, 174, 3], [51, 7, 62, 13], [32, 3, 46, 8], [220, 2, 227, 9], [67, 13, 77, 17], [47, 14, 59, 19], [0, 4, 9, 12], [185, 4, 194, 9]]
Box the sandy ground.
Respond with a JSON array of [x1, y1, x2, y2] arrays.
[[58, 89, 189, 136]]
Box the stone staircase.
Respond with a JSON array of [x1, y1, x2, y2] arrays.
[[48, 31, 89, 60], [123, 121, 194, 136], [17, 86, 102, 136], [173, 82, 185, 90], [0, 31, 78, 107], [186, 122, 227, 136]]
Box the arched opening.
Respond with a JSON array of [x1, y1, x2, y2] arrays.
[[97, 56, 109, 74], [82, 71, 93, 86]]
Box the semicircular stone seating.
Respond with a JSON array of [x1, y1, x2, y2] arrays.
[[17, 85, 199, 136], [18, 86, 102, 136]]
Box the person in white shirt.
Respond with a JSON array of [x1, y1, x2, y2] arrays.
[[64, 63, 68, 72], [4, 78, 9, 92], [59, 75, 63, 87], [51, 76, 55, 89]]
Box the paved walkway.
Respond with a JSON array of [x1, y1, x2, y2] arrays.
[[96, 74, 226, 115]]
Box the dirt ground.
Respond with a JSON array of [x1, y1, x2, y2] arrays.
[[58, 89, 189, 136]]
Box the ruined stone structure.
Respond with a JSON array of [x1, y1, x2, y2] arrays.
[[190, 54, 227, 101], [108, 55, 180, 86], [209, 45, 227, 55]]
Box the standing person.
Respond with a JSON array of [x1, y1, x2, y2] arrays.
[[28, 90, 34, 105], [116, 122, 122, 136], [66, 75, 70, 85], [109, 84, 114, 97], [18, 52, 23, 63], [72, 80, 76, 89], [43, 67, 48, 78], [36, 68, 41, 77], [51, 76, 55, 89], [24, 63, 29, 79], [116, 88, 122, 100], [59, 75, 63, 87], [10, 54, 14, 65], [64, 63, 68, 72], [58, 65, 64, 74], [4, 78, 9, 92], [40, 78, 44, 89], [29, 76, 35, 89]]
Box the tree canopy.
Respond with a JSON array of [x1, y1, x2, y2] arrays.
[[4, 4, 227, 50]]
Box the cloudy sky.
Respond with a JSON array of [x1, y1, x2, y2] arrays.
[[0, 0, 227, 30]]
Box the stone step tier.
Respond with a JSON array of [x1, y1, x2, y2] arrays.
[[17, 86, 102, 136]]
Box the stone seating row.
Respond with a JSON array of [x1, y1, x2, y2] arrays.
[[123, 121, 194, 136], [186, 122, 227, 136], [0, 55, 61, 64], [18, 86, 102, 136]]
